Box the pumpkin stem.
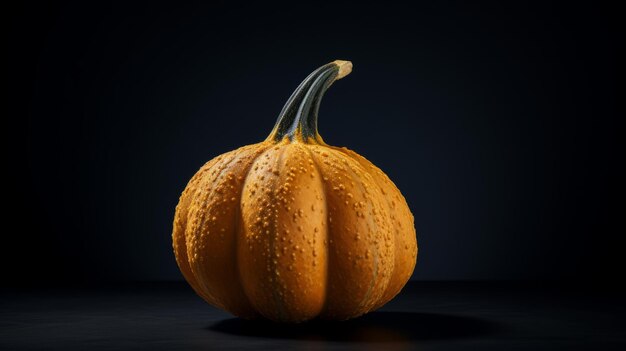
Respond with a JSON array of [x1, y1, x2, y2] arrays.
[[267, 60, 352, 143]]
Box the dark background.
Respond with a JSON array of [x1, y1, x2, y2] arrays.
[[5, 1, 623, 285]]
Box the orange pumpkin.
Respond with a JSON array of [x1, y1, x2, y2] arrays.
[[172, 60, 417, 322]]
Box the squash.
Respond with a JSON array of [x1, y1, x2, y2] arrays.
[[172, 60, 417, 322]]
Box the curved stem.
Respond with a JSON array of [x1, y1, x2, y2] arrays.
[[267, 60, 352, 143]]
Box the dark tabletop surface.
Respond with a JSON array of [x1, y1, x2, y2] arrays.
[[1, 281, 624, 350]]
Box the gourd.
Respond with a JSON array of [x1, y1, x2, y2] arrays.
[[172, 60, 417, 322]]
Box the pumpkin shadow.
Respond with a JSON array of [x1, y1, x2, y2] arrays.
[[208, 311, 503, 343]]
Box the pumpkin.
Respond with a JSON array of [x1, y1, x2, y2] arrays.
[[172, 60, 418, 322]]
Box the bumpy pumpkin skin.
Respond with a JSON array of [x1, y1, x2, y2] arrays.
[[172, 61, 417, 322]]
